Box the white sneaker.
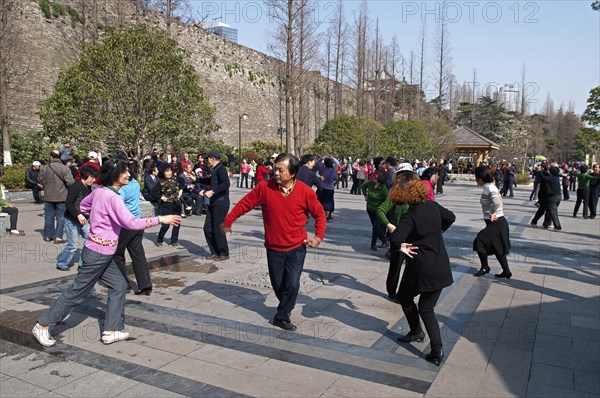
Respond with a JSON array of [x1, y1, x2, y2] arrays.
[[32, 323, 56, 347], [101, 330, 130, 345]]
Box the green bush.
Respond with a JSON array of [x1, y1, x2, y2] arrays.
[[51, 2, 66, 18], [39, 0, 51, 18], [515, 172, 531, 185], [0, 165, 28, 190]]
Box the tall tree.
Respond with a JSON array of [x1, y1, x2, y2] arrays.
[[0, 0, 23, 166], [39, 26, 217, 166], [582, 86, 600, 127], [432, 7, 452, 115], [351, 0, 369, 116], [417, 24, 426, 119]]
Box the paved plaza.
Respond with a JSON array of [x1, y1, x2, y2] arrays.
[[0, 180, 599, 397]]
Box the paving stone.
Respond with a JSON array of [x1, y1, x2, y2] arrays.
[[53, 370, 139, 397], [475, 366, 528, 397], [529, 362, 574, 389], [113, 383, 186, 398], [426, 363, 484, 397], [574, 369, 600, 395], [322, 374, 422, 398], [445, 337, 493, 370], [187, 344, 269, 370], [571, 315, 600, 330], [0, 377, 48, 397], [14, 361, 97, 391], [526, 381, 598, 398]]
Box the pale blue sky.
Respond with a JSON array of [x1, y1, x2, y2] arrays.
[[190, 0, 599, 115]]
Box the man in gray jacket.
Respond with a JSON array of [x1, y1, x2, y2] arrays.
[[38, 150, 75, 243]]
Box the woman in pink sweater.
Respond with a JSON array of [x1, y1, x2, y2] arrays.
[[32, 158, 181, 347]]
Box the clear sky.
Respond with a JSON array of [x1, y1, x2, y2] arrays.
[[189, 0, 600, 115]]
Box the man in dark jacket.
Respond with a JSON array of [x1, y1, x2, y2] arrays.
[[25, 161, 43, 203], [38, 150, 75, 243], [296, 154, 324, 190], [200, 150, 231, 260], [55, 165, 97, 270]]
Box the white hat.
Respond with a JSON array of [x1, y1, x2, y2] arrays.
[[32, 161, 41, 166], [88, 151, 98, 159], [397, 162, 414, 172], [271, 153, 279, 159]]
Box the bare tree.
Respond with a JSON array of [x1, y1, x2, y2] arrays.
[[351, 0, 369, 116], [417, 24, 426, 119], [151, 0, 191, 35], [330, 0, 347, 117], [520, 61, 527, 116], [0, 0, 24, 165], [432, 7, 452, 115]]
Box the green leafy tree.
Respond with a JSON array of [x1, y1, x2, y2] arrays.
[[40, 26, 217, 166], [8, 131, 53, 165], [454, 96, 508, 140], [244, 140, 281, 160], [379, 120, 436, 160], [582, 86, 600, 127], [573, 127, 600, 162], [310, 115, 382, 158], [419, 116, 455, 158]]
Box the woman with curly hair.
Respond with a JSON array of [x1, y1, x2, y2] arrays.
[[473, 165, 512, 279], [388, 172, 455, 366]]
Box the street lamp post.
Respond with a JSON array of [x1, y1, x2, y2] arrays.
[[238, 114, 248, 187]]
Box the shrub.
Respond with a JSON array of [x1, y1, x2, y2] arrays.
[[0, 165, 28, 190], [39, 0, 51, 18], [51, 2, 66, 18], [515, 172, 530, 185]]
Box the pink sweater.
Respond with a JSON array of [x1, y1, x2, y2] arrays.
[[80, 186, 159, 255]]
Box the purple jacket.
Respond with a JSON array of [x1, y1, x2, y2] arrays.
[[80, 186, 159, 255]]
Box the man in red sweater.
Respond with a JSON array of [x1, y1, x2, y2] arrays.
[[222, 153, 326, 331]]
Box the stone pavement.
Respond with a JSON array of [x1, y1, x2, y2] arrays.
[[0, 180, 598, 397]]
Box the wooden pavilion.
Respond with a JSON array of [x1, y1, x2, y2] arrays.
[[452, 126, 500, 165]]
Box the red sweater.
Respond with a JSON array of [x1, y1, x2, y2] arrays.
[[224, 179, 326, 252]]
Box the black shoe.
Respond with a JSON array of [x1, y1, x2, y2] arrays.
[[473, 267, 490, 277], [397, 330, 425, 343], [214, 255, 229, 261], [425, 348, 445, 366], [530, 222, 538, 228], [273, 319, 297, 331], [495, 272, 512, 279], [206, 254, 219, 260], [56, 266, 70, 272], [134, 287, 152, 296], [370, 245, 377, 251], [378, 241, 390, 248]]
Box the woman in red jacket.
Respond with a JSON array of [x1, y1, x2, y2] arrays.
[[255, 158, 270, 185]]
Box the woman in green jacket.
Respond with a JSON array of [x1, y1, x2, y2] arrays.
[[362, 170, 389, 251]]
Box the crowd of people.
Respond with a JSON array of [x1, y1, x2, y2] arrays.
[[1, 143, 596, 368]]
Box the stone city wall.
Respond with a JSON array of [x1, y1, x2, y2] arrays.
[[6, 0, 354, 151]]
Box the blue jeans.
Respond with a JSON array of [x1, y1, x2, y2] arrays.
[[266, 245, 307, 322], [56, 218, 89, 269], [44, 202, 66, 239], [38, 246, 127, 332]]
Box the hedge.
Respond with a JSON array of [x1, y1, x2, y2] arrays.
[[1, 165, 28, 190]]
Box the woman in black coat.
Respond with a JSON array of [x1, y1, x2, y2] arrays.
[[388, 172, 455, 366]]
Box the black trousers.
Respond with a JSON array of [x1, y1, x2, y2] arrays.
[[204, 205, 229, 256], [436, 176, 444, 194], [386, 242, 405, 298], [573, 188, 590, 218], [589, 187, 600, 218], [398, 285, 443, 349], [113, 228, 151, 290], [1, 206, 18, 230], [267, 245, 306, 322], [531, 199, 548, 225], [543, 195, 562, 229], [367, 209, 387, 248]]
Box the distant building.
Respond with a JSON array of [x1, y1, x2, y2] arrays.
[[494, 83, 519, 112], [200, 22, 238, 43]]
